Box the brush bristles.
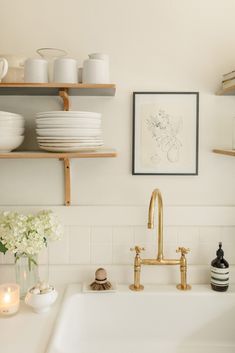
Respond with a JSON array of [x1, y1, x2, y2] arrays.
[[90, 281, 112, 291]]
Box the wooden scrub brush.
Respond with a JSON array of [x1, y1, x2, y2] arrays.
[[90, 268, 112, 291]]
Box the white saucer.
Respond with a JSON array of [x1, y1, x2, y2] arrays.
[[39, 146, 102, 152]]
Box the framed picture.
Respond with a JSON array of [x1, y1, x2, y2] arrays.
[[132, 92, 199, 175]]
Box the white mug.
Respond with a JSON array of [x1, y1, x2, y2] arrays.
[[0, 58, 8, 82], [53, 58, 77, 83], [24, 58, 48, 83], [83, 59, 109, 84]]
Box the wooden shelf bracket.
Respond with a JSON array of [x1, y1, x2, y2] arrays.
[[59, 88, 70, 111], [60, 157, 71, 206]]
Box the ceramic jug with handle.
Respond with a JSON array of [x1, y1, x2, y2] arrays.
[[0, 54, 26, 83], [0, 58, 8, 82]]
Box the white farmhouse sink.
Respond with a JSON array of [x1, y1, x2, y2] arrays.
[[46, 284, 235, 353]]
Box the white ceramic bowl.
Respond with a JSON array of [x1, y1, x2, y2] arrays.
[[0, 111, 24, 119], [0, 135, 24, 152], [25, 288, 58, 313], [0, 120, 25, 128], [0, 127, 24, 135]]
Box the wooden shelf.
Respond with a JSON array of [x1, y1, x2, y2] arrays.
[[216, 85, 235, 96], [0, 149, 117, 206], [0, 149, 117, 159], [213, 149, 235, 157], [0, 83, 116, 96]]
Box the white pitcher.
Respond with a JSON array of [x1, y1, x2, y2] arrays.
[[0, 58, 8, 82]]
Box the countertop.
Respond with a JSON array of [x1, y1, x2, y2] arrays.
[[1, 283, 235, 353], [0, 285, 65, 353]]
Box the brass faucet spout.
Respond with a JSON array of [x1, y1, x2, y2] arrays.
[[147, 189, 163, 260]]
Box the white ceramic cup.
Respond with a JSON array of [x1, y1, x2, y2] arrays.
[[24, 58, 48, 83], [53, 58, 78, 83], [0, 58, 8, 82], [83, 59, 109, 84]]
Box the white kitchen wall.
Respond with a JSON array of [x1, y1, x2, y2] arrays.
[[0, 0, 235, 284]]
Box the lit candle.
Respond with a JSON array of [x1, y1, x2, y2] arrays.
[[0, 283, 20, 316]]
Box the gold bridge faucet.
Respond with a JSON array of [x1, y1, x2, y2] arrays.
[[129, 189, 191, 291]]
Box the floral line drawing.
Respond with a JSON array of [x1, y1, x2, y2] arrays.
[[146, 109, 182, 163]]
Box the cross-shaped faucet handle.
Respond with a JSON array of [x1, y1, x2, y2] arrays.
[[176, 247, 190, 256], [130, 246, 145, 254]]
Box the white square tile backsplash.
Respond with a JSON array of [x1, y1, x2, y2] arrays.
[[69, 226, 91, 264], [0, 206, 234, 284]]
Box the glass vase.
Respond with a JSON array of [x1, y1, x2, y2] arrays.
[[15, 254, 39, 298]]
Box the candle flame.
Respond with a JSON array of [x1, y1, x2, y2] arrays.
[[3, 293, 11, 303]]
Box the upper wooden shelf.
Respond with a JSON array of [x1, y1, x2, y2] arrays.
[[216, 85, 235, 96], [213, 149, 235, 157], [0, 83, 116, 96]]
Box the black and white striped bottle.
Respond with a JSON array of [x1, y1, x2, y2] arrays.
[[211, 242, 229, 292]]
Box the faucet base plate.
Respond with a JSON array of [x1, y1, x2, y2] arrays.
[[129, 284, 144, 291], [176, 284, 191, 291]]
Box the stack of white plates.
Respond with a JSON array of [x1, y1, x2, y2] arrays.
[[35, 111, 104, 152], [0, 111, 25, 152]]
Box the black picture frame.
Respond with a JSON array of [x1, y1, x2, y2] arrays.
[[132, 92, 199, 175]]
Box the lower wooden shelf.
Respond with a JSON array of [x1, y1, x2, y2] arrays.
[[0, 149, 117, 159], [213, 149, 235, 157], [0, 149, 117, 206]]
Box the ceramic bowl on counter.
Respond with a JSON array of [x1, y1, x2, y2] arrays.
[[25, 282, 58, 314]]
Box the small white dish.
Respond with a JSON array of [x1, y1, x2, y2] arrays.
[[36, 128, 102, 137], [25, 287, 58, 313], [38, 141, 103, 147], [36, 124, 101, 129], [37, 136, 103, 141], [36, 111, 101, 118], [82, 282, 117, 293], [39, 146, 101, 152], [36, 117, 101, 125]]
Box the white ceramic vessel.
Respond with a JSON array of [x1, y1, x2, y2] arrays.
[[0, 127, 24, 135], [46, 283, 235, 353], [0, 135, 24, 152], [24, 58, 48, 83], [83, 59, 109, 84], [0, 120, 24, 128], [53, 58, 78, 83], [25, 288, 58, 313]]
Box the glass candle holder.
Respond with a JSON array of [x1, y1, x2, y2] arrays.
[[0, 283, 20, 316]]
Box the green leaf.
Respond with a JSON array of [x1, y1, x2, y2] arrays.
[[0, 241, 8, 254]]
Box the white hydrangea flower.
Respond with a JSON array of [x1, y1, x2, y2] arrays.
[[0, 210, 62, 258]]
